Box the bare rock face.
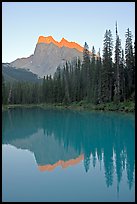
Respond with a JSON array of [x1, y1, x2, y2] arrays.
[[10, 36, 83, 77]]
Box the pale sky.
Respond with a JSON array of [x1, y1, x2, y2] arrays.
[[2, 2, 135, 63]]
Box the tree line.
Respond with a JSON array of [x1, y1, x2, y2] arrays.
[[2, 25, 135, 105]]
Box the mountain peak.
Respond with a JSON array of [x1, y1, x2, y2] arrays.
[[60, 37, 67, 42], [37, 35, 83, 52], [11, 35, 83, 78], [38, 35, 55, 44]]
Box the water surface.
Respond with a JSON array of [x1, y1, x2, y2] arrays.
[[2, 108, 135, 202]]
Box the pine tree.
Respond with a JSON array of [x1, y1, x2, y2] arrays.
[[69, 61, 76, 102], [76, 57, 82, 102], [74, 57, 82, 102], [54, 66, 63, 103], [82, 42, 90, 99], [120, 49, 126, 101], [42, 76, 46, 102], [114, 22, 121, 102], [48, 75, 54, 103], [101, 29, 113, 102], [125, 28, 134, 99], [63, 62, 70, 104], [89, 46, 96, 102], [94, 48, 102, 104]]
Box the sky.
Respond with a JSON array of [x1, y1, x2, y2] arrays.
[[2, 2, 135, 63]]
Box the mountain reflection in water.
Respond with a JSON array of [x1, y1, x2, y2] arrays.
[[2, 108, 135, 191]]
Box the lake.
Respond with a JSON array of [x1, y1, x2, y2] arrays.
[[2, 108, 135, 202]]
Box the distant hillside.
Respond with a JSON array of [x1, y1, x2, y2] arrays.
[[2, 63, 42, 83]]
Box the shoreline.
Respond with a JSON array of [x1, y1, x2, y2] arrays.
[[2, 101, 135, 113]]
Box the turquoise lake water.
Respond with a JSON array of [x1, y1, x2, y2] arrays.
[[2, 108, 135, 202]]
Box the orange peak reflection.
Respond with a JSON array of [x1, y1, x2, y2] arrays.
[[37, 36, 83, 52], [38, 154, 84, 172]]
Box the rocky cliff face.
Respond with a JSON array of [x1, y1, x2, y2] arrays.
[[10, 36, 83, 77]]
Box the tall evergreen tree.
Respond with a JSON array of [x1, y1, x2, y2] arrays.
[[63, 62, 70, 104], [53, 66, 63, 103], [74, 57, 81, 101], [114, 22, 121, 102], [94, 48, 102, 104], [120, 49, 126, 101], [101, 29, 113, 102], [125, 28, 134, 99], [82, 42, 90, 99], [89, 46, 96, 102], [42, 76, 46, 102]]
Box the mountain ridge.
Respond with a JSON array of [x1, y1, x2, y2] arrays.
[[2, 63, 41, 83], [10, 36, 83, 77], [37, 35, 84, 52]]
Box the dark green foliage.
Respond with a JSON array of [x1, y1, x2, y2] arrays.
[[119, 50, 126, 101], [125, 28, 134, 99], [101, 29, 113, 103], [94, 49, 102, 104], [114, 22, 121, 102], [89, 46, 96, 103], [81, 42, 90, 99]]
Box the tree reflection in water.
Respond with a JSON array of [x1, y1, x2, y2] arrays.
[[2, 108, 135, 191]]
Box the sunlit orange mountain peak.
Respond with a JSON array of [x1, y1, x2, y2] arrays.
[[38, 36, 84, 52], [11, 35, 84, 77]]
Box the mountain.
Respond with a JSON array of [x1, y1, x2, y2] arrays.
[[10, 36, 84, 77], [2, 63, 41, 83], [3, 128, 83, 171], [2, 108, 84, 171]]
